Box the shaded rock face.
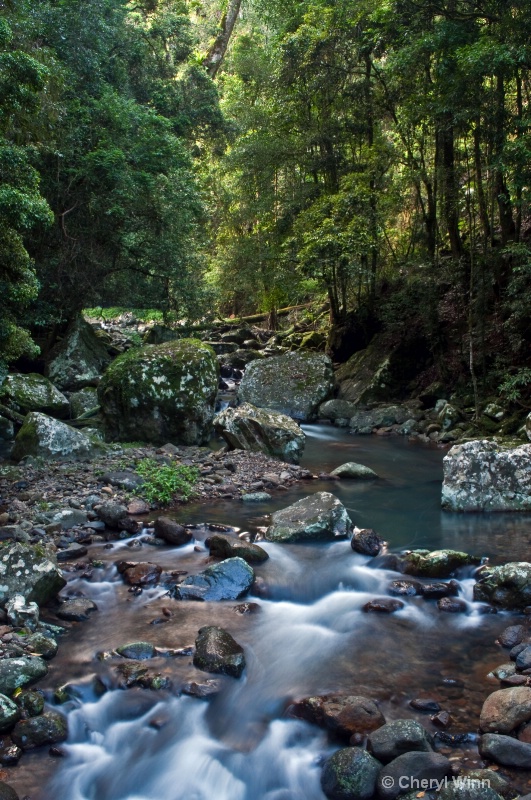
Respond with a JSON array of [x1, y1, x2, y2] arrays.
[[98, 339, 218, 445], [266, 492, 352, 543], [368, 719, 433, 763], [214, 403, 305, 464], [208, 534, 269, 564], [321, 747, 381, 800], [172, 557, 254, 601], [292, 695, 385, 738], [0, 374, 69, 419], [193, 626, 245, 678], [474, 562, 531, 610], [238, 351, 335, 422], [0, 542, 65, 606], [46, 315, 111, 391], [441, 440, 531, 511], [11, 412, 98, 462], [69, 387, 99, 418]]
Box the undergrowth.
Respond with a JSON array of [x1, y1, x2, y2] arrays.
[[134, 458, 199, 505]]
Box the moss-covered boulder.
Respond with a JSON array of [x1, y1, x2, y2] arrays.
[[69, 386, 99, 418], [397, 549, 480, 578], [11, 710, 67, 750], [46, 315, 112, 390], [238, 351, 334, 421], [0, 657, 48, 695], [0, 374, 69, 419], [473, 563, 531, 609], [11, 412, 98, 462], [98, 339, 218, 445], [0, 542, 66, 607], [214, 402, 305, 463], [321, 747, 381, 800]]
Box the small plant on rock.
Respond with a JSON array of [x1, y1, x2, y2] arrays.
[[134, 459, 199, 506]]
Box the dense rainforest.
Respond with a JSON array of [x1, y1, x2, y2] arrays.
[[2, 0, 531, 406]]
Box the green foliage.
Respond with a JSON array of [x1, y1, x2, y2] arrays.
[[499, 369, 531, 406], [134, 458, 199, 505]]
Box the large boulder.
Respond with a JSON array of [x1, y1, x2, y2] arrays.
[[11, 412, 98, 462], [171, 557, 254, 601], [0, 374, 69, 419], [266, 492, 353, 543], [238, 351, 334, 421], [98, 339, 218, 445], [321, 747, 381, 800], [193, 626, 246, 678], [441, 440, 531, 511], [0, 542, 65, 606], [292, 695, 385, 738], [474, 563, 531, 609], [46, 315, 112, 391], [396, 549, 480, 578], [214, 402, 305, 464], [479, 687, 531, 734]]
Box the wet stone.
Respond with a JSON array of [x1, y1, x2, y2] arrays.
[[362, 598, 404, 614], [16, 690, 44, 718], [153, 518, 193, 547], [351, 528, 385, 557], [172, 557, 254, 602], [56, 543, 88, 561], [410, 698, 441, 713], [497, 624, 527, 649], [437, 597, 467, 613], [291, 695, 385, 739], [321, 747, 381, 800], [56, 597, 98, 622], [121, 562, 162, 586], [479, 733, 531, 768], [388, 580, 422, 597], [208, 534, 269, 564], [421, 580, 459, 599], [23, 632, 58, 660], [115, 642, 156, 660], [181, 680, 222, 699], [11, 710, 68, 750], [0, 738, 22, 766], [368, 719, 433, 764], [193, 626, 246, 679]]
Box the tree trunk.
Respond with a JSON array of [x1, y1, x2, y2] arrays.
[[439, 118, 462, 259], [493, 73, 515, 246], [203, 0, 242, 79]]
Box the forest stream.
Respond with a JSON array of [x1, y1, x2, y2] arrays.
[[9, 428, 531, 799]]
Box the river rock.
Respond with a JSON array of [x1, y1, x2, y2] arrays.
[[479, 687, 531, 733], [363, 598, 404, 613], [116, 641, 156, 660], [98, 339, 218, 445], [397, 549, 480, 578], [474, 563, 531, 610], [56, 597, 98, 621], [193, 626, 245, 678], [214, 402, 305, 464], [330, 462, 378, 479], [479, 733, 531, 768], [24, 632, 58, 660], [0, 783, 19, 800], [0, 695, 20, 733], [497, 625, 527, 648], [266, 492, 352, 543], [377, 752, 453, 800], [388, 580, 422, 597], [351, 528, 385, 556], [69, 386, 99, 418], [0, 374, 69, 419], [318, 399, 359, 423], [46, 315, 111, 391], [321, 747, 381, 800], [153, 518, 193, 546], [11, 412, 98, 462], [121, 562, 162, 586], [238, 351, 335, 421], [11, 710, 67, 750], [291, 695, 385, 738], [97, 501, 138, 533], [348, 405, 412, 433], [441, 440, 531, 511], [172, 557, 254, 601], [421, 580, 459, 598], [0, 657, 48, 694], [368, 719, 433, 763], [437, 597, 467, 613], [0, 542, 65, 606], [208, 534, 269, 564], [5, 595, 39, 630]]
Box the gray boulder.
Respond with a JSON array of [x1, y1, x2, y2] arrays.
[[321, 747, 381, 800], [238, 351, 334, 421], [266, 492, 352, 543], [172, 557, 254, 601], [441, 440, 531, 511], [479, 733, 531, 768], [377, 752, 453, 800], [330, 462, 378, 479], [214, 402, 305, 464], [0, 657, 48, 694], [0, 374, 69, 419], [0, 542, 65, 606], [153, 518, 192, 546], [98, 339, 218, 445], [11, 412, 98, 462], [193, 626, 245, 678], [208, 534, 269, 564], [474, 563, 531, 610], [368, 719, 433, 763], [46, 315, 111, 390], [479, 687, 531, 733]]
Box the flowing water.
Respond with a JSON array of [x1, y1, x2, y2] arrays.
[[11, 428, 531, 798]]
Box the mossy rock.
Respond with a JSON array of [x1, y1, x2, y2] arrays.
[[46, 315, 112, 390], [0, 374, 69, 419], [98, 339, 218, 445], [398, 549, 481, 578], [69, 387, 98, 418], [12, 412, 102, 462]]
